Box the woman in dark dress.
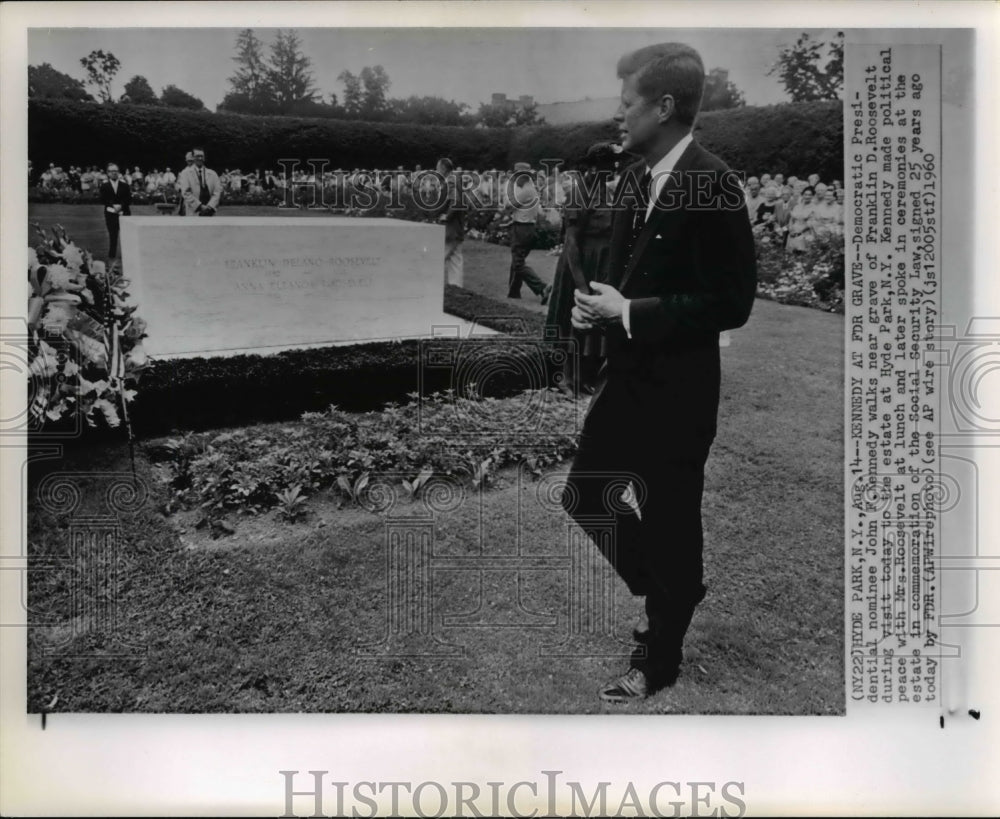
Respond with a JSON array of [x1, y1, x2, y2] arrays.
[[545, 142, 618, 396]]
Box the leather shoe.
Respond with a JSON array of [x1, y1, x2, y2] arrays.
[[599, 667, 650, 702]]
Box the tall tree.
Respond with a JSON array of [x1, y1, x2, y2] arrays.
[[28, 63, 93, 101], [768, 32, 845, 102], [79, 49, 121, 103], [337, 70, 363, 118], [359, 65, 391, 120], [225, 29, 274, 113], [701, 68, 746, 111], [267, 29, 318, 112], [160, 84, 205, 110], [121, 75, 159, 105]]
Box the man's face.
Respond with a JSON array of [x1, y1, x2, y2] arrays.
[[435, 161, 448, 176], [107, 166, 119, 180], [193, 152, 206, 167], [615, 74, 663, 156], [748, 181, 761, 197]]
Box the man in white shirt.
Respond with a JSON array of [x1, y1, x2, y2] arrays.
[[565, 41, 757, 703], [98, 163, 132, 258], [177, 147, 222, 216], [502, 161, 551, 302]]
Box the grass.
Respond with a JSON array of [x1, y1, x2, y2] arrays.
[[24, 202, 843, 714]]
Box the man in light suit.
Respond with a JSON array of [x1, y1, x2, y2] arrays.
[[177, 147, 222, 216], [564, 42, 757, 702], [98, 163, 131, 258]]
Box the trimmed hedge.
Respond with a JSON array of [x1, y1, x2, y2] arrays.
[[28, 100, 511, 172], [695, 100, 843, 182], [30, 98, 844, 181], [510, 100, 843, 181]]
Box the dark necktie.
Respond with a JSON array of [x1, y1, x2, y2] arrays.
[[198, 168, 210, 205], [630, 170, 652, 244]]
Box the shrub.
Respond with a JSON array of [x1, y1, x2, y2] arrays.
[[756, 229, 845, 313], [29, 99, 511, 173], [149, 388, 582, 518], [29, 98, 844, 182]]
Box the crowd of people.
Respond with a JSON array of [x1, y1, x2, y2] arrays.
[[743, 172, 845, 248], [32, 155, 844, 241]]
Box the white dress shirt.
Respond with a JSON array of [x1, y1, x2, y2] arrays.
[[622, 132, 694, 337]]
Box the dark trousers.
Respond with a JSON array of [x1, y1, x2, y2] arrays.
[[104, 212, 120, 258], [561, 370, 713, 678], [508, 222, 547, 297]]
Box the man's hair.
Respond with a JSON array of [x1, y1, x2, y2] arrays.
[[193, 147, 205, 156], [106, 163, 118, 171], [616, 42, 705, 127], [437, 157, 454, 173]]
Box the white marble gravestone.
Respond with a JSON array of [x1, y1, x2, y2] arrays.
[[120, 216, 484, 358]]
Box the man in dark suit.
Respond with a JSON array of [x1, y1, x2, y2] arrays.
[[99, 163, 132, 259], [565, 42, 757, 702]]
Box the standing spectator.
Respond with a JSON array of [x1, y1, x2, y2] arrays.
[[744, 176, 763, 223], [99, 163, 131, 258], [435, 157, 466, 286], [545, 142, 616, 396], [773, 185, 794, 246], [503, 161, 551, 302], [177, 147, 222, 216]]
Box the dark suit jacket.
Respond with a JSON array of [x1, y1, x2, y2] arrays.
[[99, 179, 132, 216], [600, 140, 756, 446]]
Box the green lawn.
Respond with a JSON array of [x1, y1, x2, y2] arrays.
[[25, 203, 844, 714]]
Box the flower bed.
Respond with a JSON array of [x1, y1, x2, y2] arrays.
[[755, 229, 844, 313], [149, 388, 580, 519]]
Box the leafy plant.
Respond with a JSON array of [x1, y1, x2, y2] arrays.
[[276, 485, 307, 521]]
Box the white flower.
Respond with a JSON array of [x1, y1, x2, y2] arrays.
[[28, 247, 40, 274], [45, 263, 73, 290], [127, 344, 148, 367], [62, 244, 84, 270]]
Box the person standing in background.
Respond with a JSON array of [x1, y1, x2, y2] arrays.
[[545, 142, 617, 396], [435, 157, 466, 287], [177, 147, 222, 217], [99, 163, 131, 259], [503, 161, 551, 303]]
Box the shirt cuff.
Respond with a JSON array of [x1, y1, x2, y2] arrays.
[[621, 299, 632, 339]]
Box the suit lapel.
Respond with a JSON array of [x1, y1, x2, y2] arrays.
[[619, 140, 701, 293], [607, 162, 644, 288]]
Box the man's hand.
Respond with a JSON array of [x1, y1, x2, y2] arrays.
[[571, 305, 596, 331], [574, 282, 625, 327]]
